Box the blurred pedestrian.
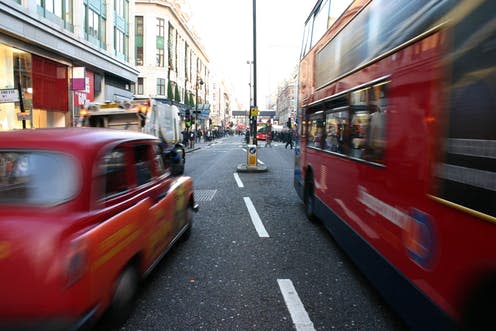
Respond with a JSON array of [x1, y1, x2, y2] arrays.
[[189, 131, 195, 148], [265, 123, 272, 147], [285, 129, 294, 149]]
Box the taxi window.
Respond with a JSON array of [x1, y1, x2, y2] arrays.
[[100, 147, 129, 198], [0, 151, 79, 205], [134, 144, 152, 186], [153, 143, 167, 176]]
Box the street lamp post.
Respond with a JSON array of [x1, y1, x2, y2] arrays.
[[195, 77, 204, 142], [251, 0, 258, 145], [246, 60, 253, 136], [247, 60, 253, 106]]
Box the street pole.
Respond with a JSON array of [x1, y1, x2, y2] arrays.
[[251, 0, 258, 145], [246, 60, 252, 136], [195, 77, 203, 145], [236, 0, 266, 172], [17, 57, 26, 129], [195, 82, 198, 146], [247, 60, 253, 106]]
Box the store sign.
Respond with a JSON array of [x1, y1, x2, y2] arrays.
[[74, 70, 94, 106], [0, 89, 19, 103], [71, 67, 86, 91], [16, 112, 30, 121]]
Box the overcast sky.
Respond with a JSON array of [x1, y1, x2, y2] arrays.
[[186, 0, 314, 110]]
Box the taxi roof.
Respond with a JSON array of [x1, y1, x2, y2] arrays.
[[0, 128, 157, 154]]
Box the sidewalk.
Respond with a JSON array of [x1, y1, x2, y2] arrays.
[[184, 139, 214, 153]]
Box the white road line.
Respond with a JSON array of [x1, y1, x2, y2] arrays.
[[233, 173, 244, 188], [243, 197, 269, 238], [257, 159, 265, 165], [242, 148, 247, 152], [277, 279, 316, 331]]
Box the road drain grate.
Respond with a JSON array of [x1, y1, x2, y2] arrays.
[[194, 189, 217, 202]]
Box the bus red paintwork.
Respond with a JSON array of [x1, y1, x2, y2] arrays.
[[294, 1, 496, 330]]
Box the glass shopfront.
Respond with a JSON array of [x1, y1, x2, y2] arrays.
[[0, 43, 69, 131]]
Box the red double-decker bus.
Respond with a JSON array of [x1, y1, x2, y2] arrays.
[[294, 0, 495, 330]]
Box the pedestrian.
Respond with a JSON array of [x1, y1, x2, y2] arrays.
[[182, 130, 189, 146], [189, 131, 195, 148], [196, 129, 202, 143], [285, 129, 294, 149], [265, 123, 272, 147]]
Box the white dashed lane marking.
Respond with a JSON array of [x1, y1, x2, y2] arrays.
[[233, 173, 244, 188], [243, 197, 269, 238], [278, 279, 315, 331]]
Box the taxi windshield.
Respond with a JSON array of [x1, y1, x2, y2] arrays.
[[0, 151, 79, 205]]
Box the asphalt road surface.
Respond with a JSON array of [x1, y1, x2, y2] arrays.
[[97, 135, 407, 331]]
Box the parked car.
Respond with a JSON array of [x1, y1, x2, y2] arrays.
[[0, 127, 198, 330]]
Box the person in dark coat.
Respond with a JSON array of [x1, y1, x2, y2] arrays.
[[285, 129, 294, 149]]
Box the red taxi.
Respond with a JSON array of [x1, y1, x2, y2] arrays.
[[0, 128, 198, 330]]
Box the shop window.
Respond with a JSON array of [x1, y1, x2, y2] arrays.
[[32, 55, 68, 113]]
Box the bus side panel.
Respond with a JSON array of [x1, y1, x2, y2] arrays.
[[313, 193, 455, 331], [302, 31, 468, 328]]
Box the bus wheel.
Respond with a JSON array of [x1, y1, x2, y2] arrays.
[[304, 176, 317, 222], [461, 273, 496, 330]]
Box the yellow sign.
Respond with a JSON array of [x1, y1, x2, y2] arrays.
[[247, 145, 257, 167], [250, 107, 259, 117]]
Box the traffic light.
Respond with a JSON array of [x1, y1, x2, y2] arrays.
[[185, 109, 192, 128], [287, 117, 292, 129]]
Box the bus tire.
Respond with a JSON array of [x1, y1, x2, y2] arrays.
[[304, 172, 318, 222], [460, 273, 496, 331]]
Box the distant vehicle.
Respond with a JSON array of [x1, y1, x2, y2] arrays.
[[81, 99, 186, 175], [0, 128, 198, 330], [295, 0, 495, 330], [80, 101, 142, 131], [256, 122, 268, 141], [141, 98, 182, 144]]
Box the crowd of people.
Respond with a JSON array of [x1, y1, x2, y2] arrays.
[[244, 126, 295, 149], [182, 127, 231, 148]]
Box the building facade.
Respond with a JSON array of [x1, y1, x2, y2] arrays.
[[133, 0, 209, 132], [210, 76, 235, 129], [276, 74, 297, 128], [0, 0, 138, 131]]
